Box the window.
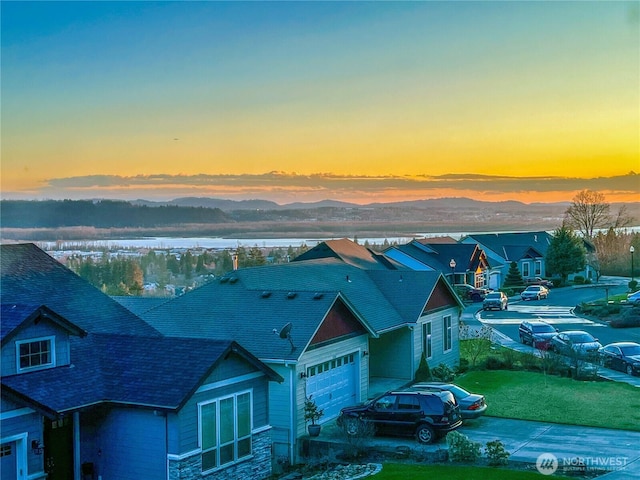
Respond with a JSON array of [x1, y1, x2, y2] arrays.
[[199, 391, 252, 472], [522, 262, 530, 278], [422, 322, 432, 359], [535, 261, 542, 276], [397, 395, 421, 411], [443, 316, 452, 352], [0, 444, 12, 457], [16, 337, 54, 371]]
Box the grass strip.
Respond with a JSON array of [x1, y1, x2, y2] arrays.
[[456, 370, 640, 431]]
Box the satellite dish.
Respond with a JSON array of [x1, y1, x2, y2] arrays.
[[279, 322, 292, 339], [278, 322, 296, 351]]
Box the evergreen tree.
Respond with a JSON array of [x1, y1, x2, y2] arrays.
[[503, 261, 524, 287], [546, 224, 587, 285], [415, 352, 432, 382]]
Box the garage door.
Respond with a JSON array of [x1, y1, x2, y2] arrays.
[[305, 353, 357, 420]]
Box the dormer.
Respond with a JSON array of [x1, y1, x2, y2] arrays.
[[1, 304, 86, 377]]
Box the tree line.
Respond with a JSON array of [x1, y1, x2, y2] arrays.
[[65, 244, 310, 296], [1, 199, 230, 228]]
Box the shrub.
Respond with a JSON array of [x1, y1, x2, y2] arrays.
[[446, 431, 481, 463], [610, 308, 640, 328], [431, 363, 455, 382], [573, 275, 585, 285], [629, 280, 638, 292], [484, 356, 506, 370], [455, 358, 469, 375], [415, 352, 432, 382], [485, 439, 510, 466]]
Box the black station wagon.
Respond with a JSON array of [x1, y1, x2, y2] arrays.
[[336, 389, 463, 444]]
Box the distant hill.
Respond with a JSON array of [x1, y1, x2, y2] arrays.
[[1, 197, 638, 241]]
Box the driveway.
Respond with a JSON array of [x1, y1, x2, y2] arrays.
[[312, 417, 640, 478]]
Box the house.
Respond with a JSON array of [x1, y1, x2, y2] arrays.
[[460, 231, 552, 289], [461, 231, 596, 288], [292, 238, 405, 269], [1, 244, 282, 480], [141, 255, 464, 466], [384, 238, 491, 288]]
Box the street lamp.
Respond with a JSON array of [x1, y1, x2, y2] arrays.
[[449, 258, 456, 284], [631, 246, 635, 283]]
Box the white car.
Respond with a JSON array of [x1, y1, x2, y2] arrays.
[[520, 285, 549, 301], [628, 291, 640, 305]]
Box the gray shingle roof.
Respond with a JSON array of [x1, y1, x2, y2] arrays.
[[1, 244, 160, 336], [142, 259, 448, 359], [293, 238, 406, 270]]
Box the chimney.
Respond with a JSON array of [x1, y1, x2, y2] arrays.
[[232, 252, 238, 271]]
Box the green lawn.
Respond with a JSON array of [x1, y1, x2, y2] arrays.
[[456, 370, 640, 431], [374, 463, 550, 479]]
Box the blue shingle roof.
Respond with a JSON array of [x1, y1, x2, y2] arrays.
[[2, 335, 280, 414], [1, 244, 160, 337]]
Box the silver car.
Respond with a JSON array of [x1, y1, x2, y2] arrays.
[[520, 285, 549, 300], [550, 330, 602, 358]]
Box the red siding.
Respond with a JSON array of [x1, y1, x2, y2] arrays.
[[310, 300, 366, 345], [424, 280, 458, 312]]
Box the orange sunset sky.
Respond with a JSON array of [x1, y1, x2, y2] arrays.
[[1, 1, 639, 205]]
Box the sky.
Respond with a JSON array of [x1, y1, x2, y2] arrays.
[[1, 1, 639, 205]]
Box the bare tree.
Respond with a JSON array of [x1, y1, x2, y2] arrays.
[[564, 190, 610, 239], [565, 190, 634, 239]]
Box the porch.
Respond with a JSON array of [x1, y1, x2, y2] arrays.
[[368, 376, 413, 399]]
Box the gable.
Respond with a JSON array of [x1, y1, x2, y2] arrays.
[[423, 280, 459, 312], [310, 300, 367, 346]]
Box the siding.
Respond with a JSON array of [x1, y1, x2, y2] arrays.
[[175, 352, 271, 455], [265, 363, 294, 463], [414, 306, 460, 371], [369, 328, 411, 379], [0, 407, 43, 478], [94, 408, 167, 480], [1, 321, 70, 376]]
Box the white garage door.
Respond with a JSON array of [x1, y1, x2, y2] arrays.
[[305, 353, 357, 420]]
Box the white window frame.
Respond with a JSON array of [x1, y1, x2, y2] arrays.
[[198, 389, 253, 473], [443, 316, 452, 353], [16, 336, 55, 372], [534, 260, 542, 276], [422, 322, 432, 359], [522, 262, 531, 278]]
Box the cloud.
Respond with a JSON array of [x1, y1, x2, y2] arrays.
[[8, 171, 639, 204]]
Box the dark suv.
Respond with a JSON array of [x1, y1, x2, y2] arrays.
[[518, 320, 558, 349], [336, 389, 462, 444]]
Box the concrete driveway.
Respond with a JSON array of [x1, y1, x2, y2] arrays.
[[312, 416, 640, 478]]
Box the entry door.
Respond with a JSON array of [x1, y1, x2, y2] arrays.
[[44, 417, 73, 480], [1, 442, 18, 479]]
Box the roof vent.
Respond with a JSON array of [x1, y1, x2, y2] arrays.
[[220, 277, 229, 284], [229, 277, 239, 284], [346, 275, 352, 283], [287, 292, 297, 299], [261, 291, 272, 298], [313, 292, 324, 300]]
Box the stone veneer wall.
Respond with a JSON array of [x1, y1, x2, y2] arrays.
[[169, 429, 272, 480]]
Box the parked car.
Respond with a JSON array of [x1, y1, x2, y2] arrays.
[[518, 320, 558, 349], [627, 291, 640, 305], [336, 389, 463, 444], [598, 342, 640, 376], [408, 383, 487, 419], [454, 284, 490, 302], [524, 277, 554, 288], [483, 291, 508, 311], [549, 330, 602, 358], [520, 285, 549, 301]]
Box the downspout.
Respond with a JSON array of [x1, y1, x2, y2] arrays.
[[288, 365, 295, 466], [74, 411, 80, 480]]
